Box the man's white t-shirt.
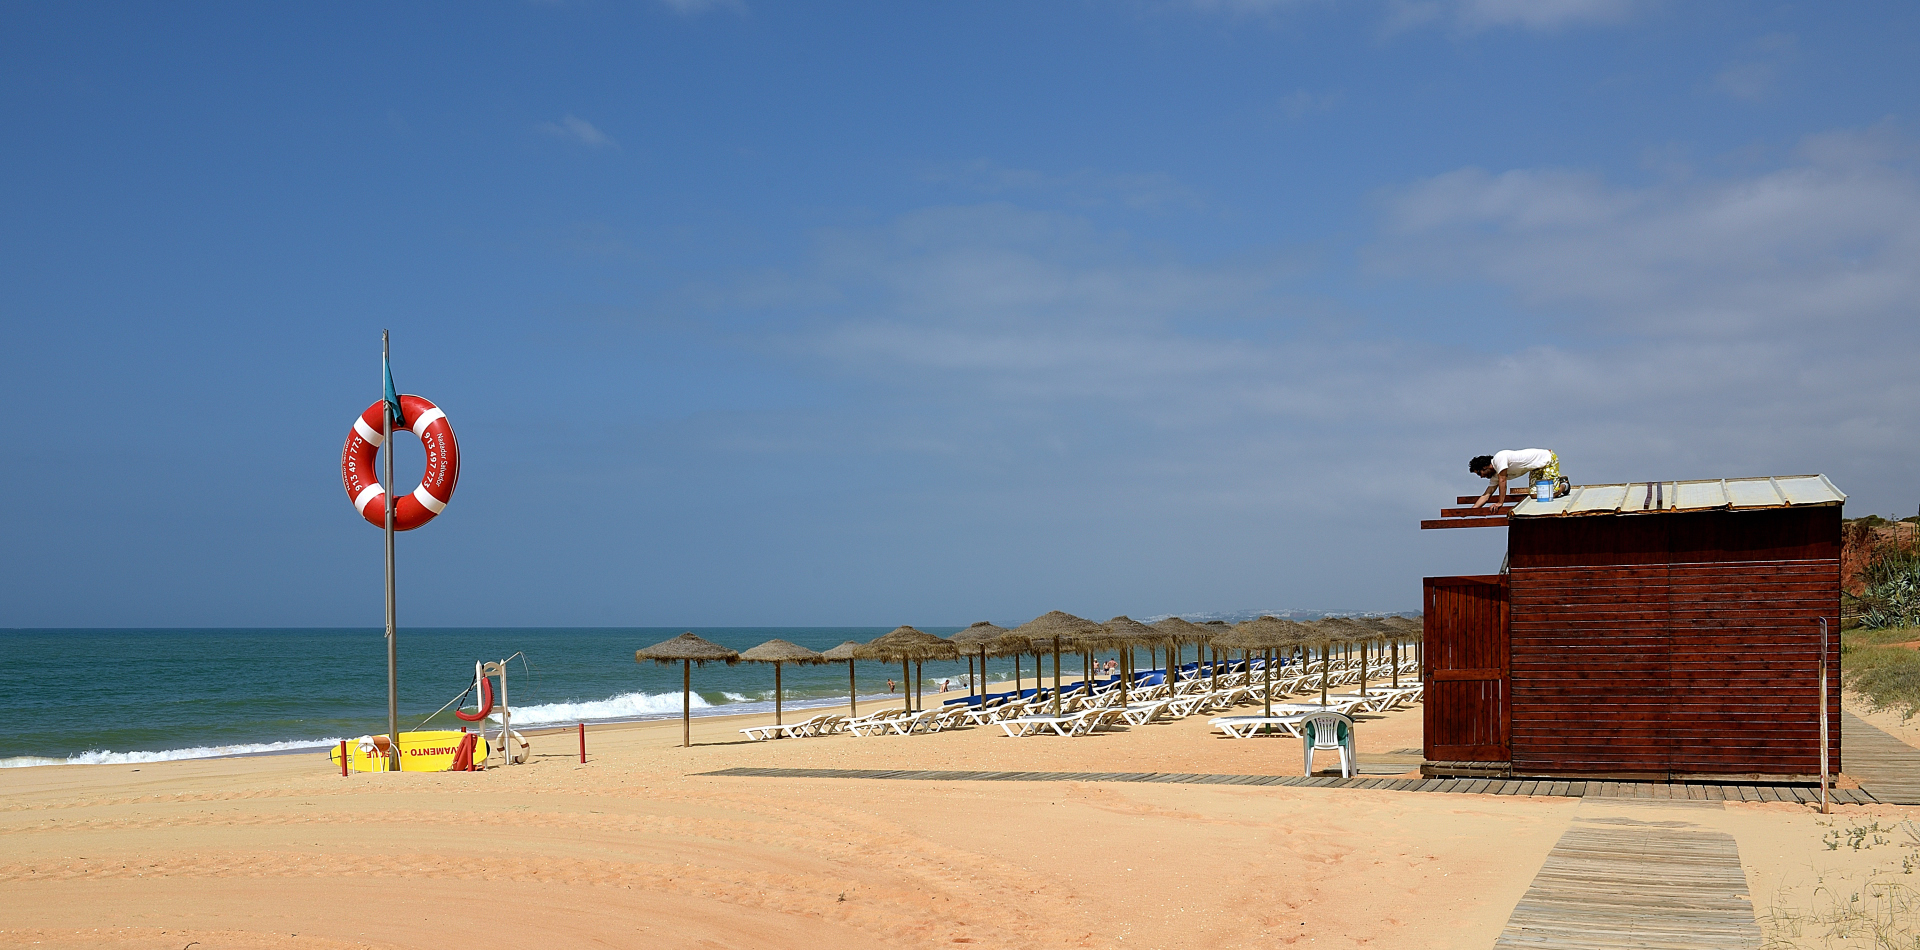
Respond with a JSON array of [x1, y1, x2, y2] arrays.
[[1491, 448, 1554, 477]]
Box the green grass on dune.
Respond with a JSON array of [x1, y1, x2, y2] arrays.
[[1842, 625, 1920, 721]]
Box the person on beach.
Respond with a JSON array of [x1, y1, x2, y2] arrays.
[[1470, 448, 1567, 507], [938, 678, 951, 693], [886, 678, 896, 694]]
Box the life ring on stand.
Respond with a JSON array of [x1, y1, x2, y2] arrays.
[[455, 676, 495, 722], [339, 394, 460, 531], [497, 728, 530, 765]]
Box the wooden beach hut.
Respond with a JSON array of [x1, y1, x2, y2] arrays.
[[1419, 475, 1845, 781]]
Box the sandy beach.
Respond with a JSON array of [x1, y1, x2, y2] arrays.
[[2, 694, 1914, 950]]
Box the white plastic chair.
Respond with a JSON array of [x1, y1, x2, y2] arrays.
[[1302, 711, 1355, 778]]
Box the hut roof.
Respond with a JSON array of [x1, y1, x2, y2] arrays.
[[1213, 615, 1309, 651], [818, 640, 864, 662], [855, 626, 959, 661], [636, 632, 741, 666], [738, 638, 827, 665]]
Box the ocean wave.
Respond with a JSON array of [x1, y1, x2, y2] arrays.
[[490, 690, 714, 726], [0, 738, 345, 769]]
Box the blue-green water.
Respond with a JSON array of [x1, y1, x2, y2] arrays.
[[2, 627, 1069, 767]]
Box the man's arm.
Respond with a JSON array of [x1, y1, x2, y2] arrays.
[[1471, 471, 1507, 509]]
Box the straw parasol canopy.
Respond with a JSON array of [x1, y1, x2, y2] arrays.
[[1215, 617, 1309, 717], [1099, 616, 1162, 700], [854, 626, 959, 661], [948, 622, 1010, 703], [1374, 615, 1422, 687], [1316, 616, 1381, 694], [1011, 611, 1104, 714], [819, 640, 865, 717], [855, 626, 958, 712], [636, 632, 740, 748], [738, 639, 825, 727], [1148, 616, 1211, 687]]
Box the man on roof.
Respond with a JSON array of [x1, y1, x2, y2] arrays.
[[1470, 448, 1567, 508]]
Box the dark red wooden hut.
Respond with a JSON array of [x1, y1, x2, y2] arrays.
[[1419, 475, 1845, 781]]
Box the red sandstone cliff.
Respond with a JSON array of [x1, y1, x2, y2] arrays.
[[1842, 519, 1919, 595]]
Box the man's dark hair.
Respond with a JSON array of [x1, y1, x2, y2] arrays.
[[1469, 455, 1494, 474]]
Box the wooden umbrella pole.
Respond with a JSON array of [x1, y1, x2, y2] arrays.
[[1320, 645, 1329, 706], [901, 659, 910, 711], [682, 660, 691, 748], [774, 662, 783, 726], [1051, 640, 1062, 716], [1262, 648, 1273, 718], [848, 661, 857, 717]]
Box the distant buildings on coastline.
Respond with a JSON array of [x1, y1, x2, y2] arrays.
[[1142, 608, 1420, 623]]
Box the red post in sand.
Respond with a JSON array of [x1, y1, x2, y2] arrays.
[[578, 722, 586, 763], [339, 740, 348, 777]]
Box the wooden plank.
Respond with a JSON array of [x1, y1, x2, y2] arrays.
[[1842, 712, 1920, 804], [1493, 817, 1761, 949], [1422, 516, 1508, 530]]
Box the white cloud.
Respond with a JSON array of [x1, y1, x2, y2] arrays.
[[536, 115, 617, 148], [655, 0, 743, 13], [1278, 89, 1344, 119], [605, 129, 1920, 615], [1388, 0, 1640, 33], [1713, 33, 1798, 102], [1373, 124, 1920, 339], [922, 161, 1205, 212]]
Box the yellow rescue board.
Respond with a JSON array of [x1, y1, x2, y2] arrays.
[[327, 731, 490, 772]]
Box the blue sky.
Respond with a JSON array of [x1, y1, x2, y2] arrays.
[[3, 1, 1916, 627]]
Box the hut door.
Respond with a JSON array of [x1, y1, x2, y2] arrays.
[[1423, 575, 1510, 762]]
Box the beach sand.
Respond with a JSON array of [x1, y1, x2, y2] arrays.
[[1, 692, 1912, 949]]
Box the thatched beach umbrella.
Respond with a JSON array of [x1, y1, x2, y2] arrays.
[[1011, 611, 1104, 715], [1297, 621, 1345, 706], [1150, 617, 1211, 686], [1316, 617, 1375, 694], [738, 639, 825, 727], [1381, 615, 1422, 686], [1216, 616, 1310, 718], [819, 641, 864, 717], [990, 629, 1036, 699], [636, 632, 740, 748], [1199, 621, 1236, 689], [1101, 616, 1161, 703], [949, 622, 1010, 705], [855, 626, 958, 712]]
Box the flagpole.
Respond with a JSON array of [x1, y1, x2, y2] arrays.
[[383, 330, 400, 772]]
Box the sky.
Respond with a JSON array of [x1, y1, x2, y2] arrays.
[[2, 1, 1916, 628]]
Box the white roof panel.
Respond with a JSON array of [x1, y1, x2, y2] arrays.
[[1510, 475, 1845, 518]]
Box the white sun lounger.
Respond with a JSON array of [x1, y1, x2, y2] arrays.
[[1117, 700, 1174, 726], [998, 715, 1075, 737], [1209, 714, 1311, 738]]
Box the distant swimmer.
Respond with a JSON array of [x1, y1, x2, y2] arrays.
[[1470, 449, 1567, 507]]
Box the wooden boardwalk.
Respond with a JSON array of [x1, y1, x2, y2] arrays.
[[1492, 813, 1761, 949], [698, 767, 1879, 803], [1843, 712, 1920, 805]]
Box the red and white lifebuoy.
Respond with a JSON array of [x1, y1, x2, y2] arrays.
[[339, 394, 460, 531]]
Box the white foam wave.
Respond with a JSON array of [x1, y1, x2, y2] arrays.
[[0, 738, 345, 769], [492, 690, 714, 726]]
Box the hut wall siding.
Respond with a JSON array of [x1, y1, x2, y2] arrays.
[[1502, 507, 1840, 777]]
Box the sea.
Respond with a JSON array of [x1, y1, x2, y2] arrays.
[[1, 627, 1032, 768]]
